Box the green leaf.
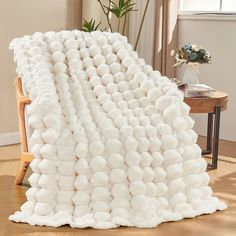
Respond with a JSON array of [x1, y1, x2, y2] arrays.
[[105, 0, 136, 19], [81, 18, 102, 32]]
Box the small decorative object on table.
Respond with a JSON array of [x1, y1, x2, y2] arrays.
[[171, 43, 211, 85], [170, 78, 215, 97], [181, 84, 216, 97]]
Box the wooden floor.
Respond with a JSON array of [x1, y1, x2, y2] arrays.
[[198, 136, 236, 158], [0, 144, 236, 236]]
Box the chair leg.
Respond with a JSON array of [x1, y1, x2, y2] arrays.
[[15, 156, 30, 185]]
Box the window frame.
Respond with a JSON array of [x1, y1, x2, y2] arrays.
[[178, 0, 236, 15]]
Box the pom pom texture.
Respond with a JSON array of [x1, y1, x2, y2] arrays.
[[8, 30, 226, 229]]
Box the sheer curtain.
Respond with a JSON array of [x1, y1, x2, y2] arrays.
[[128, 0, 156, 66], [154, 0, 178, 78], [129, 0, 178, 78]]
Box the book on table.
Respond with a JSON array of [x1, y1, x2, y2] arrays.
[[180, 84, 216, 97]]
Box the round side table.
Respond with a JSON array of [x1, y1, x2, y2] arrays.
[[184, 91, 228, 169]]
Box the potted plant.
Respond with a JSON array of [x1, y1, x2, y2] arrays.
[[81, 0, 151, 50]]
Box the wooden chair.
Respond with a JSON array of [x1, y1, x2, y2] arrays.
[[15, 77, 33, 184]]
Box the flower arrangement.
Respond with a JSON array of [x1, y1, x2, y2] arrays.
[[171, 43, 211, 67]]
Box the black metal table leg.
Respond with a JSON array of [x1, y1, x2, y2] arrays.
[[212, 105, 221, 169], [202, 113, 213, 155], [206, 105, 221, 170]]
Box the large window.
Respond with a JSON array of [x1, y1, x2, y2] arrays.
[[179, 0, 236, 12]]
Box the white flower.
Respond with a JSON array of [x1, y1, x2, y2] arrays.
[[192, 44, 200, 52], [175, 54, 179, 60], [170, 50, 175, 56]]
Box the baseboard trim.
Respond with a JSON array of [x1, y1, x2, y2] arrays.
[[0, 132, 20, 146]]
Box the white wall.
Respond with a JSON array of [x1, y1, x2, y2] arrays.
[[178, 15, 236, 141]]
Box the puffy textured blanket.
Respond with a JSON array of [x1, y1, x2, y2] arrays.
[[9, 30, 226, 229]]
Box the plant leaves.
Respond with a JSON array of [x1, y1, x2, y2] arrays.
[[81, 19, 102, 32], [105, 0, 136, 18]]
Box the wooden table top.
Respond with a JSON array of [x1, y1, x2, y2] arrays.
[[184, 91, 228, 113]]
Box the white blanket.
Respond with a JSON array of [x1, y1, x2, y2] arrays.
[[9, 30, 226, 229]]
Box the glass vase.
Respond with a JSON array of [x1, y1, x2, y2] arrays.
[[182, 63, 200, 85]]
